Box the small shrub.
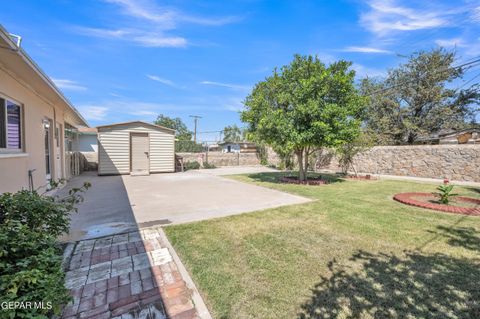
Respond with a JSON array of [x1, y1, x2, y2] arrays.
[[435, 184, 458, 205], [184, 161, 201, 170], [203, 162, 216, 169], [175, 140, 204, 152], [0, 181, 90, 318]]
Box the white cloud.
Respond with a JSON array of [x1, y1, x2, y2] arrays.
[[73, 27, 131, 39], [75, 27, 187, 48], [133, 35, 187, 48], [104, 0, 240, 27], [200, 81, 250, 91], [76, 0, 239, 48], [146, 75, 176, 86], [342, 46, 393, 54], [78, 106, 109, 121], [52, 79, 87, 91], [472, 6, 480, 22], [128, 110, 158, 116], [352, 63, 386, 78], [435, 38, 466, 48], [360, 0, 449, 36]]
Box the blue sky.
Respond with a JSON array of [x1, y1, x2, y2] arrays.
[[1, 0, 479, 141]]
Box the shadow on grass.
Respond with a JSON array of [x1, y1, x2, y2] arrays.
[[245, 172, 343, 184], [298, 249, 480, 319], [466, 187, 480, 194], [429, 226, 480, 253]]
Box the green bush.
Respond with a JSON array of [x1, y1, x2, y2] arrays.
[[175, 140, 204, 152], [184, 161, 201, 170], [203, 162, 216, 169], [0, 181, 90, 318]]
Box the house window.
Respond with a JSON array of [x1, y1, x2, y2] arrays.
[[0, 98, 22, 150]]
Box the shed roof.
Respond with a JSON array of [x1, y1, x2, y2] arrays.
[[96, 121, 175, 133]]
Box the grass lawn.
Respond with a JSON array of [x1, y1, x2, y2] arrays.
[[165, 173, 480, 319]]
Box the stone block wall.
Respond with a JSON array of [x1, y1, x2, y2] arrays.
[[318, 144, 479, 182], [176, 152, 261, 167]]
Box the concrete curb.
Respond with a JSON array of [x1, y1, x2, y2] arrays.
[[157, 227, 213, 319]]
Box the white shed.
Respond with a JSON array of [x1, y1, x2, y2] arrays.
[[97, 121, 175, 176]]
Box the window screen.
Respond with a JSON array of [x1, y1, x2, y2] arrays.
[[0, 98, 5, 148], [6, 101, 21, 149]]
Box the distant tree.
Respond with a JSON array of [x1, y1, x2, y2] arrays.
[[241, 54, 366, 181], [154, 114, 192, 141], [363, 48, 480, 144], [223, 125, 242, 142]]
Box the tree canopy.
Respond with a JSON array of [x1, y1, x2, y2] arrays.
[[362, 48, 480, 145], [241, 54, 366, 181], [154, 114, 192, 141], [223, 125, 242, 142]]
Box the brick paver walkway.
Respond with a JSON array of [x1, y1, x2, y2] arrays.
[[62, 228, 198, 319]]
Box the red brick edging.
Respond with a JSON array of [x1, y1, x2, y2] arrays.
[[393, 192, 480, 216]]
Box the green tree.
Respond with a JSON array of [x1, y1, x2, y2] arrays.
[[336, 132, 374, 176], [363, 48, 480, 144], [154, 114, 192, 141], [241, 54, 366, 181], [223, 124, 242, 142]]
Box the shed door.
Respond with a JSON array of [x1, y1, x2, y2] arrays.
[[130, 132, 149, 175]]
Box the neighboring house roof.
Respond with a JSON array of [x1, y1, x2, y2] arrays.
[[0, 24, 88, 127], [78, 127, 98, 135], [96, 121, 176, 134], [438, 128, 480, 138], [218, 141, 256, 146], [416, 127, 480, 143]]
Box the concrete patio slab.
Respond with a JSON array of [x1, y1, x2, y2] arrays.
[[61, 169, 309, 242]]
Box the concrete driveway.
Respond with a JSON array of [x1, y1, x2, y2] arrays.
[[61, 167, 309, 241]]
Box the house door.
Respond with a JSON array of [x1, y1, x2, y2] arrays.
[[130, 132, 149, 175], [55, 123, 62, 180], [43, 120, 52, 182]]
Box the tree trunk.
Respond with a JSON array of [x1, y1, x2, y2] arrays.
[[304, 148, 309, 177], [296, 150, 306, 181]]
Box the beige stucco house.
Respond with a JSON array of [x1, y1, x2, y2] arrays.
[[0, 25, 88, 193]]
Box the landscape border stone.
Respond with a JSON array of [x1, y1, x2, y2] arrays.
[[393, 192, 480, 216]]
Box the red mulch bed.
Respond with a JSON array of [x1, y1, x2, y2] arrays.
[[280, 176, 329, 185], [343, 174, 377, 181], [393, 192, 480, 216]]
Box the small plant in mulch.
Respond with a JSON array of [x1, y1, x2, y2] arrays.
[[394, 179, 480, 215], [434, 181, 458, 205]]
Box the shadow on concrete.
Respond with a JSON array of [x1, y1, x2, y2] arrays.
[[298, 249, 480, 318], [59, 170, 201, 318], [59, 171, 137, 242]]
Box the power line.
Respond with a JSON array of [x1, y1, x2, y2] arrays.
[[366, 56, 480, 96], [455, 71, 480, 91]]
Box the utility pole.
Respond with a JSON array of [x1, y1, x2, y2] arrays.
[[189, 115, 202, 143]]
